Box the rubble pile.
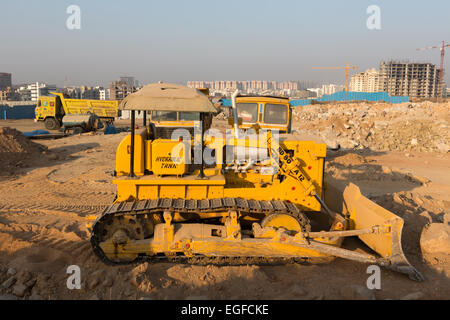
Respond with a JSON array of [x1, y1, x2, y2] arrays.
[[0, 127, 47, 172], [292, 102, 450, 153], [0, 127, 45, 155]]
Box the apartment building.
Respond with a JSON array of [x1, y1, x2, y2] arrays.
[[380, 61, 442, 98], [99, 88, 110, 100], [0, 73, 12, 90], [187, 80, 301, 92], [278, 81, 299, 91], [110, 78, 138, 100], [0, 87, 11, 101], [349, 68, 387, 92]]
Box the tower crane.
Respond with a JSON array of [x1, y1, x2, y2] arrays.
[[312, 62, 358, 92], [417, 41, 450, 97]]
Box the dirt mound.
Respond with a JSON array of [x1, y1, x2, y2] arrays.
[[0, 127, 47, 173], [330, 152, 367, 166], [0, 127, 45, 154]]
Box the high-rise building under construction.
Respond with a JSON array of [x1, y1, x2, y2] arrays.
[[380, 61, 442, 98]]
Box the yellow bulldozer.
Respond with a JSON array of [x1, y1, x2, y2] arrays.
[[89, 83, 423, 281]]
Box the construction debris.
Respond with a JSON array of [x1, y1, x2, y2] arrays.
[[420, 223, 450, 254], [292, 101, 450, 152]]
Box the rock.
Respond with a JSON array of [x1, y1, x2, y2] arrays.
[[412, 175, 431, 185], [327, 141, 340, 150], [419, 211, 432, 224], [139, 297, 154, 300], [0, 294, 19, 300], [25, 279, 36, 290], [18, 271, 32, 283], [444, 213, 450, 224], [412, 194, 423, 206], [7, 268, 16, 276], [89, 294, 100, 300], [381, 166, 392, 174], [340, 285, 376, 300], [393, 194, 403, 205], [436, 143, 449, 153], [420, 223, 450, 254], [410, 138, 418, 146], [401, 292, 424, 300], [1, 277, 16, 289], [184, 295, 209, 300], [12, 283, 29, 297]]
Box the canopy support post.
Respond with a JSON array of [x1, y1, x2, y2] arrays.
[[129, 110, 136, 178], [198, 112, 206, 179]]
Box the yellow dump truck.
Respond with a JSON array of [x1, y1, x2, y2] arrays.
[[35, 92, 118, 130]]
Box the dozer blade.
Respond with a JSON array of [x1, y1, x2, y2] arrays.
[[334, 182, 424, 281]]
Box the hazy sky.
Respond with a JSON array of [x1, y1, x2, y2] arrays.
[[1, 0, 449, 87]]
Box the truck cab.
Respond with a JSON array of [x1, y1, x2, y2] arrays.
[[35, 95, 64, 130], [231, 96, 292, 133]]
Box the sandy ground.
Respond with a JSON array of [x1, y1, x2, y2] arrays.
[[0, 118, 449, 300]]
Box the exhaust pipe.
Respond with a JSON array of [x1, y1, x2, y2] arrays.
[[231, 89, 239, 139]]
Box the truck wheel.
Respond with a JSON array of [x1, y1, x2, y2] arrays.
[[44, 118, 60, 130]]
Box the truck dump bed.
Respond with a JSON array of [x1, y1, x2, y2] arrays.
[[53, 92, 118, 119]]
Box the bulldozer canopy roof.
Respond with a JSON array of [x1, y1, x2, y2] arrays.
[[119, 83, 217, 113]]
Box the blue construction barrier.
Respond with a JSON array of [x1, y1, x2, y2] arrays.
[[220, 91, 409, 108], [318, 91, 409, 103], [290, 100, 311, 107], [291, 91, 409, 106], [0, 104, 36, 119]]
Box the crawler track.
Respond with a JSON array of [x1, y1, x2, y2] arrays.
[[90, 198, 312, 265]]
